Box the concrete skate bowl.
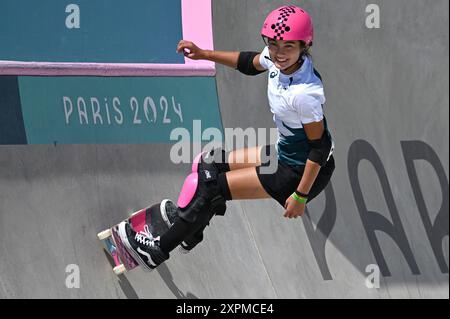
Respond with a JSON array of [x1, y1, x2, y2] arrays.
[[212, 0, 448, 298]]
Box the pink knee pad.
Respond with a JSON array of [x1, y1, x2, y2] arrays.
[[177, 172, 198, 209], [191, 151, 204, 172], [177, 152, 205, 209]]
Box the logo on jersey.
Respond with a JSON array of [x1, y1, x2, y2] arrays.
[[270, 71, 278, 78]]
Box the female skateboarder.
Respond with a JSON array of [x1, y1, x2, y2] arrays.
[[119, 5, 335, 271]]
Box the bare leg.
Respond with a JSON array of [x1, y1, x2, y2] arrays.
[[225, 167, 271, 200], [227, 146, 265, 171]]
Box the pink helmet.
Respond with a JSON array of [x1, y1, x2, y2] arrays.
[[261, 5, 314, 46]]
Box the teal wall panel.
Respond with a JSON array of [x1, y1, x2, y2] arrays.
[[0, 0, 183, 63], [17, 76, 223, 144]]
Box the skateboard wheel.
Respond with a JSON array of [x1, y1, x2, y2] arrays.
[[97, 229, 112, 240], [113, 264, 126, 275]]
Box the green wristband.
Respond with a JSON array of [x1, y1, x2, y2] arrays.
[[291, 192, 308, 204]]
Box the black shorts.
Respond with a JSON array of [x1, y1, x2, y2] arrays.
[[256, 145, 335, 207]]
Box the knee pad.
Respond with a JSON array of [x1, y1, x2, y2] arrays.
[[203, 148, 230, 174], [189, 148, 229, 174], [176, 151, 227, 223], [177, 150, 206, 210], [177, 172, 199, 210]]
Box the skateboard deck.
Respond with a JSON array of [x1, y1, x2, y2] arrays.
[[97, 199, 176, 275]]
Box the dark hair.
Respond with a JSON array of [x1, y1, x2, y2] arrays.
[[262, 35, 312, 59], [263, 36, 312, 58], [299, 40, 312, 58]]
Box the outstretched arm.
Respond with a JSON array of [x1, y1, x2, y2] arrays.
[[176, 40, 265, 73]]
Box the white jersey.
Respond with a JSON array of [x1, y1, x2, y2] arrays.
[[259, 46, 332, 166]]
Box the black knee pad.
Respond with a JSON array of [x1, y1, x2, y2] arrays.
[[179, 196, 209, 223], [203, 147, 231, 174], [177, 151, 229, 223]]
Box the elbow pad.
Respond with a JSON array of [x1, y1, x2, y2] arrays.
[[307, 131, 334, 167], [236, 51, 265, 76]]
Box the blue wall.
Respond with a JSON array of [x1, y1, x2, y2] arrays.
[[0, 0, 184, 63]]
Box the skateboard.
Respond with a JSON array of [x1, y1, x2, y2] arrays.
[[97, 199, 178, 275]]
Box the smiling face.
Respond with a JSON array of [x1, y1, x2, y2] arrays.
[[266, 38, 304, 74]]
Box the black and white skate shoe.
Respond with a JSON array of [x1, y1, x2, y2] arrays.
[[160, 199, 179, 228], [118, 222, 169, 271]]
